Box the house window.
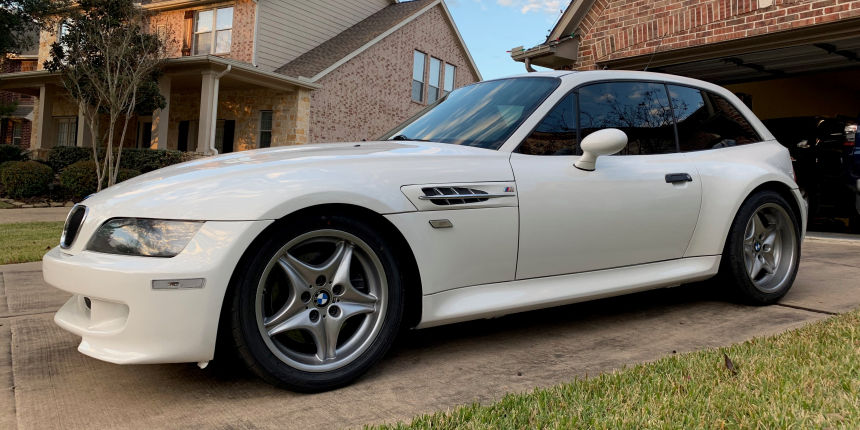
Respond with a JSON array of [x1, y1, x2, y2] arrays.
[[259, 110, 272, 148], [137, 118, 152, 148], [412, 51, 426, 103], [194, 7, 233, 55], [55, 117, 77, 147], [443, 64, 456, 96], [427, 57, 441, 104], [12, 121, 22, 146]]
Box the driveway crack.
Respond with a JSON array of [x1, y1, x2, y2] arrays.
[[775, 303, 837, 316]]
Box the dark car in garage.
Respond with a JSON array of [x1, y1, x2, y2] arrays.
[[763, 116, 859, 231]]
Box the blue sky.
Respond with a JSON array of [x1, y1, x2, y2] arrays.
[[445, 0, 572, 79]]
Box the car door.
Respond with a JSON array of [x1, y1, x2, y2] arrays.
[[511, 81, 702, 280]]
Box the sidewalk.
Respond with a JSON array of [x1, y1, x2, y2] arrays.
[[0, 208, 70, 224]]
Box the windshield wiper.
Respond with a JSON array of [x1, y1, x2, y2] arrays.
[[390, 134, 430, 142]]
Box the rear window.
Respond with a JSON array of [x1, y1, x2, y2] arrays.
[[668, 85, 761, 152]]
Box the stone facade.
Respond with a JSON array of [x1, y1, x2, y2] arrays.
[[573, 0, 860, 69], [309, 4, 480, 143]]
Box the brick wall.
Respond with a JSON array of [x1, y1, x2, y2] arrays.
[[309, 4, 480, 143], [574, 0, 860, 69]]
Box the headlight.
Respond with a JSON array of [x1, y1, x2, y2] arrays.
[[87, 218, 203, 257]]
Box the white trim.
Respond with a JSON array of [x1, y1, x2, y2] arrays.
[[308, 0, 482, 82], [251, 0, 259, 67]]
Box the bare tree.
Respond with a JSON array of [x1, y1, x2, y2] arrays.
[[44, 0, 168, 190]]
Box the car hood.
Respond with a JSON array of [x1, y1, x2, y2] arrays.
[[82, 141, 515, 221]]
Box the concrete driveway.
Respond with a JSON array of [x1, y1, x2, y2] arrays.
[[0, 237, 858, 429]]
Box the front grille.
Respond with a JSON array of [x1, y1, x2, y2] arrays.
[[420, 187, 489, 205], [60, 205, 87, 249]]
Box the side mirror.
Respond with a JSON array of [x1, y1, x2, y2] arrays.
[[574, 128, 628, 171]]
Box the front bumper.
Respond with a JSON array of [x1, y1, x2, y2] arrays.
[[44, 219, 272, 364]]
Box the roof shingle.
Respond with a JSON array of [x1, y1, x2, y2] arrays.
[[276, 0, 435, 79]]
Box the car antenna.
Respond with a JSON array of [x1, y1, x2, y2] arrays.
[[643, 36, 665, 71]]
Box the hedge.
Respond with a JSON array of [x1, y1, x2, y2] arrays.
[[46, 146, 184, 174], [59, 160, 141, 199], [0, 144, 28, 164], [0, 161, 54, 199]]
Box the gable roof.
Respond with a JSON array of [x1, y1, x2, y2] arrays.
[[276, 0, 480, 82]]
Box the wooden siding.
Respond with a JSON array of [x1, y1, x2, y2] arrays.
[[256, 0, 390, 72]]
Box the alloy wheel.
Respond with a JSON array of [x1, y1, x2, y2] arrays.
[[742, 203, 797, 293]]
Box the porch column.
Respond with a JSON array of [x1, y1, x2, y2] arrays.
[[197, 71, 216, 153], [33, 84, 56, 150], [76, 105, 92, 147], [151, 76, 171, 150]]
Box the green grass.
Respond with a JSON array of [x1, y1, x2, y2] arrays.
[[377, 309, 860, 429], [0, 221, 64, 264], [0, 201, 14, 209]]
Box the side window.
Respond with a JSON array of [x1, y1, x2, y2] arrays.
[[668, 85, 761, 151], [578, 82, 676, 155], [518, 93, 577, 156]]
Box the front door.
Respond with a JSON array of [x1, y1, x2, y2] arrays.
[[512, 81, 702, 279]]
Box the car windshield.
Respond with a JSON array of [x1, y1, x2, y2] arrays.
[[382, 77, 560, 150]]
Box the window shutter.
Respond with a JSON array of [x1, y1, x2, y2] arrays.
[[182, 11, 194, 56]]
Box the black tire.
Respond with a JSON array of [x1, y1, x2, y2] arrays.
[[229, 214, 404, 392], [719, 190, 801, 305]]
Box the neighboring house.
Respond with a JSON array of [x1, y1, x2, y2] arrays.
[[0, 0, 480, 156], [511, 0, 860, 120], [0, 35, 39, 150]]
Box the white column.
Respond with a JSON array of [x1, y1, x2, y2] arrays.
[[197, 71, 216, 153], [34, 84, 56, 150], [151, 76, 171, 150]]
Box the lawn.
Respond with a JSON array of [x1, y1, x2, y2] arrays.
[[378, 309, 860, 429], [0, 221, 64, 264]]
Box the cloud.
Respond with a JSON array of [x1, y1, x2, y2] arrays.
[[496, 0, 569, 14]]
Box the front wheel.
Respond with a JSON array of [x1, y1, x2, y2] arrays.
[[720, 190, 801, 304], [229, 215, 404, 392]]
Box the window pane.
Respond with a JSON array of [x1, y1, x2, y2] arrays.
[[429, 58, 441, 87], [216, 7, 233, 30], [444, 64, 455, 93], [260, 111, 273, 130], [411, 80, 423, 103], [388, 77, 560, 150], [412, 51, 425, 83], [215, 30, 231, 53], [667, 85, 760, 151], [579, 82, 676, 155], [195, 10, 213, 32], [194, 33, 211, 55], [427, 85, 439, 104], [519, 93, 577, 155]]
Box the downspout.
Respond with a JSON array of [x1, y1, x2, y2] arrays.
[[524, 57, 536, 73], [251, 0, 259, 67], [208, 64, 231, 155]]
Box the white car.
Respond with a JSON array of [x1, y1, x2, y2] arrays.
[[43, 70, 806, 391]]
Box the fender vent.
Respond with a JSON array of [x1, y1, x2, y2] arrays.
[[61, 205, 88, 249], [420, 187, 489, 205]]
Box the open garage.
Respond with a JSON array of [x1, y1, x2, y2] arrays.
[[513, 0, 860, 232]]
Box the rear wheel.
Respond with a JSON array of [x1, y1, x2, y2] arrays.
[[720, 190, 800, 304], [230, 215, 404, 391]]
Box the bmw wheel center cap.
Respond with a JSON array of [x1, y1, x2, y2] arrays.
[[315, 290, 331, 307]]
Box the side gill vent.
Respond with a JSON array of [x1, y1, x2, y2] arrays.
[[420, 187, 489, 205]]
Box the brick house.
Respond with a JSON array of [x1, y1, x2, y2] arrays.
[[511, 0, 860, 120], [0, 39, 38, 150], [0, 0, 480, 156]]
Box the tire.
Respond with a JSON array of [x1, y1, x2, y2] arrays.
[[720, 190, 801, 304], [229, 214, 404, 392]]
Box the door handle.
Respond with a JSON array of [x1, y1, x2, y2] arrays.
[[665, 173, 693, 183]]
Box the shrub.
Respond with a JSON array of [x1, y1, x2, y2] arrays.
[[0, 144, 28, 164], [47, 146, 92, 172], [118, 148, 182, 172], [59, 160, 141, 199], [0, 161, 54, 198]]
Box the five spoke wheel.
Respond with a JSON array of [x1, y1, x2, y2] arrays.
[[255, 230, 387, 372], [741, 203, 797, 293]]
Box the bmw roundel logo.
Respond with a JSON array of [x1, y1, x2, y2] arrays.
[[754, 242, 762, 252], [315, 291, 330, 307]]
